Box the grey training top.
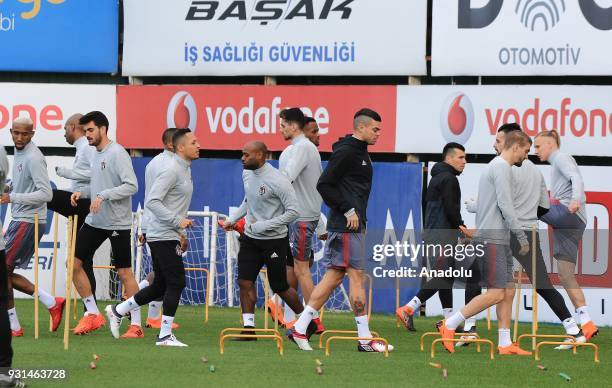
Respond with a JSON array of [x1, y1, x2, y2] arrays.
[[0, 147, 9, 250], [279, 134, 323, 222], [512, 159, 550, 229], [145, 154, 193, 242], [229, 163, 298, 240], [548, 150, 587, 224], [10, 142, 52, 224], [141, 150, 174, 234], [56, 136, 94, 198], [86, 141, 138, 230], [475, 156, 527, 246]]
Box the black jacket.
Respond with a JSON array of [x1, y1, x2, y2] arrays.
[[317, 135, 372, 233], [423, 162, 463, 243]]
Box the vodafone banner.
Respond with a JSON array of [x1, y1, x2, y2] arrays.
[[432, 0, 612, 75], [122, 0, 426, 76], [116, 85, 396, 152], [396, 85, 612, 157], [0, 83, 116, 148]]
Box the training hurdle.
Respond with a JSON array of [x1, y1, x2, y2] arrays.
[[325, 336, 390, 357], [63, 216, 77, 350], [430, 338, 495, 359], [318, 330, 380, 349], [219, 328, 284, 355], [420, 331, 482, 352], [534, 341, 599, 363]]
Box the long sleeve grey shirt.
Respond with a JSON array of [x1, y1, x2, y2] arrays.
[[475, 156, 527, 246], [512, 159, 550, 229], [548, 150, 587, 224], [10, 142, 52, 224], [229, 163, 298, 240], [279, 135, 323, 222], [141, 150, 174, 234], [0, 147, 8, 250], [86, 141, 138, 230], [145, 154, 193, 242], [56, 136, 94, 198]]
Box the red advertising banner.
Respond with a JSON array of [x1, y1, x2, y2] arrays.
[[117, 85, 396, 152]]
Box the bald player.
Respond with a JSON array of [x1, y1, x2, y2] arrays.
[[2, 117, 64, 337], [223, 141, 317, 338], [49, 113, 97, 303]]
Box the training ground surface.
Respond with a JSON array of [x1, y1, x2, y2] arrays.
[[10, 299, 611, 387]]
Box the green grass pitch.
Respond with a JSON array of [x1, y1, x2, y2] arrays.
[[9, 299, 611, 387]]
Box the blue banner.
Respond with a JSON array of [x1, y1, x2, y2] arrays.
[[132, 158, 422, 314], [0, 0, 118, 72]]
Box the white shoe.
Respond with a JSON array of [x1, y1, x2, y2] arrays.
[[555, 333, 586, 350], [455, 334, 478, 348], [105, 305, 122, 339], [358, 340, 394, 353], [156, 334, 188, 347], [287, 329, 313, 351]]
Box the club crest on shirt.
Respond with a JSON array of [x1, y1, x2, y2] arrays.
[[101, 161, 106, 170], [259, 185, 266, 196], [17, 163, 22, 172]]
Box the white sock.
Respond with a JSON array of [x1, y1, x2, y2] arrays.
[[130, 306, 142, 326], [498, 328, 512, 347], [8, 308, 20, 331], [405, 296, 421, 311], [242, 313, 255, 327], [159, 315, 174, 338], [464, 317, 477, 331], [116, 296, 139, 316], [445, 311, 465, 330], [284, 303, 296, 322], [268, 294, 277, 304], [83, 295, 99, 315], [312, 309, 320, 320], [294, 305, 317, 334], [563, 317, 580, 336], [138, 279, 150, 289], [355, 315, 372, 344], [148, 301, 162, 319], [576, 306, 592, 325], [38, 289, 56, 309], [442, 308, 453, 319]]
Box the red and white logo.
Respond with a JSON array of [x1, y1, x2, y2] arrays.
[[166, 91, 197, 131], [440, 92, 474, 145]]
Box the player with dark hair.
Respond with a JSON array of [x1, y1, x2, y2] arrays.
[[288, 108, 393, 353], [396, 142, 469, 331], [302, 117, 321, 147], [107, 129, 198, 347], [70, 111, 141, 337]]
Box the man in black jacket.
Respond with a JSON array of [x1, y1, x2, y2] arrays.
[[396, 142, 471, 330], [287, 108, 393, 353]]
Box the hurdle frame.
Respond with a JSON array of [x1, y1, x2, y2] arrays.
[[319, 330, 380, 349], [420, 331, 482, 352], [325, 336, 390, 357], [219, 328, 283, 355], [430, 338, 495, 360]]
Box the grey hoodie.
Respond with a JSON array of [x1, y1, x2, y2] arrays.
[[548, 150, 587, 225], [10, 142, 52, 223], [56, 136, 95, 198]]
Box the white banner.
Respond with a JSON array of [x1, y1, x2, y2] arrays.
[[396, 85, 612, 157], [425, 163, 612, 326], [432, 0, 612, 76], [122, 0, 427, 76], [0, 83, 116, 148]]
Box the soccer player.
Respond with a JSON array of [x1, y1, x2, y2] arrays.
[[438, 131, 531, 354], [460, 124, 583, 351], [534, 130, 598, 341], [288, 108, 394, 353], [270, 108, 325, 332], [302, 116, 321, 147], [138, 127, 182, 330], [48, 113, 97, 304], [2, 117, 64, 337], [106, 129, 198, 347], [223, 141, 315, 337], [0, 146, 13, 377], [69, 111, 141, 337], [396, 142, 469, 331]]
